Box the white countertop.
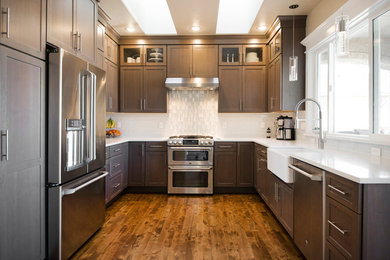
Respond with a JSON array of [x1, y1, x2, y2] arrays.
[[106, 137, 390, 184]]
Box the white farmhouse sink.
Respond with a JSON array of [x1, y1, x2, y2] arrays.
[[267, 147, 307, 183]]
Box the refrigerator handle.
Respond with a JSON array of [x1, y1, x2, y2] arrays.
[[83, 70, 97, 163]]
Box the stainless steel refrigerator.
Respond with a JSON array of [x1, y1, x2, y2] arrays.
[[47, 47, 107, 260]]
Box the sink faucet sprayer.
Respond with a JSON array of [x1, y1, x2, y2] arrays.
[[294, 98, 325, 149]]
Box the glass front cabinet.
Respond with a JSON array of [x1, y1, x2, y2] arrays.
[[219, 45, 266, 65], [269, 30, 282, 61], [120, 45, 166, 66]]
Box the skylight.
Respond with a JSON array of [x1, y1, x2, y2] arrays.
[[216, 0, 264, 34], [121, 0, 177, 35]]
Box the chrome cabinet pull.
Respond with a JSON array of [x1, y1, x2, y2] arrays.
[[1, 130, 8, 161], [113, 163, 120, 168], [328, 184, 347, 195], [78, 32, 82, 51], [73, 32, 78, 50], [113, 149, 121, 152], [218, 145, 232, 149], [1, 8, 10, 38], [149, 145, 163, 148], [260, 158, 267, 162], [328, 220, 347, 235], [113, 183, 120, 189]]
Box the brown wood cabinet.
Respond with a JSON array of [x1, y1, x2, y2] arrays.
[[0, 0, 46, 59], [97, 22, 105, 52], [120, 45, 166, 66], [266, 16, 306, 111], [237, 143, 254, 187], [167, 45, 218, 77], [120, 66, 167, 113], [105, 59, 119, 112], [128, 142, 168, 187], [219, 45, 266, 66], [219, 66, 267, 112], [47, 0, 97, 63], [105, 35, 118, 64]]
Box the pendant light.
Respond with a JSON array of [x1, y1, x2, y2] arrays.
[[289, 5, 298, 82], [335, 15, 349, 56]]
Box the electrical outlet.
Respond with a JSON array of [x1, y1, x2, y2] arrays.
[[371, 147, 381, 156]]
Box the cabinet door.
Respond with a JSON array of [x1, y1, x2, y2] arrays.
[[219, 45, 242, 65], [243, 45, 266, 65], [120, 66, 143, 112], [267, 62, 274, 112], [237, 143, 254, 187], [0, 46, 45, 260], [105, 60, 119, 112], [75, 0, 97, 63], [269, 57, 281, 112], [144, 66, 167, 113], [268, 174, 280, 215], [243, 66, 267, 112], [145, 45, 166, 66], [218, 66, 242, 112], [120, 45, 144, 66], [192, 45, 218, 77], [97, 22, 105, 52], [214, 151, 237, 187], [96, 50, 104, 69], [167, 45, 192, 77], [0, 0, 46, 59], [279, 181, 294, 237], [258, 158, 268, 202], [47, 0, 74, 53], [145, 151, 167, 186], [105, 35, 118, 65], [128, 142, 145, 186]]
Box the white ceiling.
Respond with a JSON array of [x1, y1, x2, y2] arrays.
[[99, 0, 322, 36]]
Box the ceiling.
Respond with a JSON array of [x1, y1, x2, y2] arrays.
[[99, 0, 322, 36]]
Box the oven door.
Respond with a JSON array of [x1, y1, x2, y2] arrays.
[[168, 166, 213, 194], [168, 146, 213, 166]]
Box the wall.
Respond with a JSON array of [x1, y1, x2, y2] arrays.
[[306, 0, 347, 35]]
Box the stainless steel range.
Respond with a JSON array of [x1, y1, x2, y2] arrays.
[[167, 135, 214, 194]]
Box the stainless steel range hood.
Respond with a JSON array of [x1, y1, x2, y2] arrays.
[[165, 77, 219, 90]]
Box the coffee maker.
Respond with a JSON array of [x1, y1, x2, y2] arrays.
[[276, 116, 295, 140]]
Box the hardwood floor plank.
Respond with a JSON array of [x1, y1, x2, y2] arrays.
[[71, 194, 303, 260]]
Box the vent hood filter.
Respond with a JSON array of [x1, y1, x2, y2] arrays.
[[165, 77, 219, 90]]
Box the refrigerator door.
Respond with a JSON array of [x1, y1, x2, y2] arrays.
[[87, 64, 106, 173], [48, 49, 89, 184], [47, 169, 108, 260]]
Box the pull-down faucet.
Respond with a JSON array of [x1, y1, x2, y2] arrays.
[[295, 98, 325, 149]]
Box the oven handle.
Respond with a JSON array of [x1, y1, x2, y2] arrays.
[[168, 166, 213, 170], [168, 146, 213, 151]]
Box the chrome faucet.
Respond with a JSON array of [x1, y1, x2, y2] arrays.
[[295, 98, 325, 149]]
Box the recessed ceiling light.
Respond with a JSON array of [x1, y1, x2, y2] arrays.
[[121, 0, 177, 35], [257, 25, 267, 31], [289, 4, 299, 9], [126, 27, 135, 32], [217, 0, 264, 34], [192, 26, 200, 31]]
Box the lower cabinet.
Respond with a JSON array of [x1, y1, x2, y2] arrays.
[[255, 143, 294, 237], [105, 143, 128, 204], [214, 142, 254, 189], [128, 142, 167, 188]]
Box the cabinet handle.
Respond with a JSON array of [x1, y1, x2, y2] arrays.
[[113, 149, 121, 152], [328, 184, 347, 195], [328, 220, 347, 235], [142, 145, 145, 157], [78, 32, 82, 51], [113, 163, 120, 168], [1, 130, 8, 161], [73, 32, 78, 50], [260, 158, 267, 162], [1, 8, 10, 38], [218, 145, 232, 149], [261, 150, 266, 154], [113, 183, 120, 189], [149, 145, 163, 148]]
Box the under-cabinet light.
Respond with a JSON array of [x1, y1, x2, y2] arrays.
[[216, 0, 264, 34], [121, 0, 177, 35]]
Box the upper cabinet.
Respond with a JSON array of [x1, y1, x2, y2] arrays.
[[0, 0, 46, 59], [105, 35, 118, 64], [120, 45, 167, 66], [47, 0, 97, 63], [266, 16, 306, 112], [219, 44, 266, 66], [167, 45, 218, 77]]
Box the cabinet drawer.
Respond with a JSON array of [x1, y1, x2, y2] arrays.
[[326, 197, 361, 260], [255, 144, 267, 158], [110, 143, 127, 157], [326, 242, 348, 260], [326, 173, 362, 213], [146, 142, 167, 152], [109, 173, 123, 201], [110, 156, 124, 178], [105, 147, 110, 159], [215, 142, 237, 151]]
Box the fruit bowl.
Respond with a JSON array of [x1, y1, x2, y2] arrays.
[[106, 118, 121, 138]]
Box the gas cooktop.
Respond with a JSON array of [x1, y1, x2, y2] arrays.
[[168, 135, 214, 146]]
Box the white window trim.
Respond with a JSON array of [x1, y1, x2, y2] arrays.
[[303, 0, 390, 145]]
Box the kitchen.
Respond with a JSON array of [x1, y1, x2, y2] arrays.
[[1, 0, 390, 259]]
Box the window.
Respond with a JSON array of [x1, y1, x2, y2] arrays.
[[314, 21, 370, 137], [374, 10, 390, 135]]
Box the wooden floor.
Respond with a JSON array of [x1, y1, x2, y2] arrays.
[[71, 194, 303, 260]]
